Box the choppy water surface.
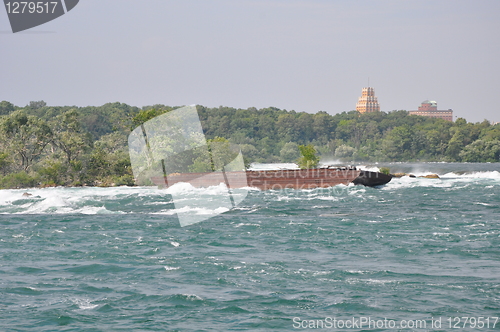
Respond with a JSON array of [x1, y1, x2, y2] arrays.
[[1, 163, 500, 331]]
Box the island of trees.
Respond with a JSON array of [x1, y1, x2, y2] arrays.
[[0, 100, 499, 189]]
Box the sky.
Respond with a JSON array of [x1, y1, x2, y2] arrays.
[[1, 0, 499, 123]]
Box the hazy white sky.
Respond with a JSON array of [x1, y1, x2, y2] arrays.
[[1, 0, 499, 122]]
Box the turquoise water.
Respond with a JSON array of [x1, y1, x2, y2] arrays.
[[1, 163, 500, 331]]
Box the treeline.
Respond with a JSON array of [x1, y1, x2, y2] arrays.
[[0, 100, 499, 188], [0, 101, 138, 188], [195, 105, 500, 163]]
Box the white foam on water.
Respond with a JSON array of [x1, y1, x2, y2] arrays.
[[474, 202, 494, 206], [316, 196, 343, 202], [164, 182, 198, 194], [165, 182, 232, 197], [0, 186, 160, 214], [366, 279, 398, 285], [234, 222, 261, 228], [22, 194, 70, 214], [164, 266, 180, 271], [0, 190, 19, 205], [153, 206, 230, 216], [382, 170, 500, 191], [240, 186, 261, 191], [72, 298, 99, 310], [357, 165, 381, 172], [441, 171, 500, 179], [2, 166, 498, 215], [182, 294, 203, 301]]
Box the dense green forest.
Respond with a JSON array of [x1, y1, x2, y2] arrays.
[[0, 100, 499, 188]]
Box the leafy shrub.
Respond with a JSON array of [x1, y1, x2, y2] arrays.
[[0, 172, 38, 189], [114, 175, 135, 186], [379, 167, 391, 175]]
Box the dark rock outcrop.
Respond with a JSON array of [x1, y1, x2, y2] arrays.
[[352, 171, 392, 187]]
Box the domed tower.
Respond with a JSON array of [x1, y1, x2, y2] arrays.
[[418, 100, 438, 111], [356, 87, 380, 114]]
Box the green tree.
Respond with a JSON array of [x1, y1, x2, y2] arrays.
[[0, 171, 38, 189], [29, 100, 47, 109], [280, 142, 300, 162], [454, 117, 467, 126], [189, 137, 241, 173], [480, 124, 500, 141], [239, 143, 259, 165], [86, 147, 111, 180], [51, 110, 92, 164], [37, 160, 67, 186], [297, 144, 319, 169], [276, 113, 297, 142], [425, 129, 449, 157], [446, 122, 480, 161], [382, 125, 414, 160], [131, 108, 170, 130], [88, 132, 133, 185], [0, 101, 15, 115], [335, 144, 356, 159], [459, 140, 500, 162], [312, 111, 334, 144], [0, 111, 52, 172], [0, 152, 11, 175]]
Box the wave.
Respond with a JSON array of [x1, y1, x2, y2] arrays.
[[153, 206, 230, 216], [0, 186, 160, 215], [387, 170, 500, 181], [441, 171, 500, 179], [0, 184, 249, 216], [383, 171, 500, 191], [1, 166, 498, 215], [165, 182, 229, 195], [356, 165, 382, 172], [389, 170, 500, 179]]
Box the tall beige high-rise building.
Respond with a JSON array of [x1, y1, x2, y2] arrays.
[[356, 87, 380, 114]]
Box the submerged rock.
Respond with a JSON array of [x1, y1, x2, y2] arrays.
[[391, 173, 406, 178], [420, 174, 440, 179]]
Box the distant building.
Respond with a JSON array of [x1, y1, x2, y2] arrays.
[[356, 87, 380, 114], [409, 100, 453, 121]]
